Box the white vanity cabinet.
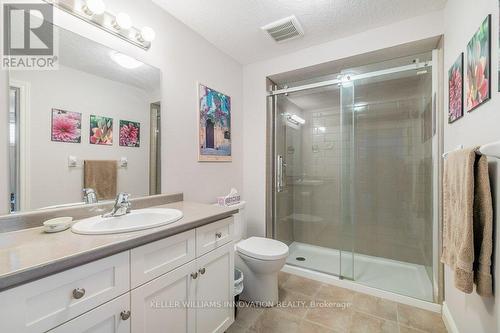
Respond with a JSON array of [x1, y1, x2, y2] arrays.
[[195, 242, 234, 333], [0, 216, 235, 333], [131, 242, 234, 333], [0, 252, 130, 333]]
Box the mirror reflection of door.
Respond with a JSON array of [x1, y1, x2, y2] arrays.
[[205, 119, 215, 149], [9, 87, 20, 213], [150, 102, 162, 195]]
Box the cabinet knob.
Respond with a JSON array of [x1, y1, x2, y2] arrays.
[[199, 267, 206, 275], [72, 288, 85, 299], [191, 272, 198, 279], [120, 310, 131, 321], [215, 232, 222, 239]]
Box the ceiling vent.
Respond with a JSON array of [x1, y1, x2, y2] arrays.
[[261, 15, 304, 43]]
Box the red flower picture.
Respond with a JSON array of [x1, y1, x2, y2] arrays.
[[119, 120, 140, 147], [448, 53, 463, 123]]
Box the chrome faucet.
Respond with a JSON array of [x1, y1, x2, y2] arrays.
[[83, 188, 98, 204], [102, 192, 131, 218]]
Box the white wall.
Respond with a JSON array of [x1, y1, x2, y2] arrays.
[[11, 65, 151, 209], [242, 11, 444, 237], [443, 0, 499, 332], [0, 0, 243, 214]]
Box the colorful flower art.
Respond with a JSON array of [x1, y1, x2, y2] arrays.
[[466, 15, 491, 112], [119, 120, 140, 147], [448, 53, 464, 123], [51, 109, 82, 143], [90, 115, 113, 145]]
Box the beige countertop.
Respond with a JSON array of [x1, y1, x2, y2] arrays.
[[0, 201, 238, 291]]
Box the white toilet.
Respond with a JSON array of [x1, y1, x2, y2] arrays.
[[231, 201, 289, 306]]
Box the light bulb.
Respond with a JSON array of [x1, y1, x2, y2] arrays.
[[113, 13, 132, 30], [138, 26, 155, 42], [82, 0, 106, 16]]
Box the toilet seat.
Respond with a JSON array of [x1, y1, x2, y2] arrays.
[[236, 237, 289, 261]]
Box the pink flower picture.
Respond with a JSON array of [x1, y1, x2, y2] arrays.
[[51, 109, 82, 143], [466, 15, 491, 112], [119, 120, 140, 147], [448, 53, 463, 123]]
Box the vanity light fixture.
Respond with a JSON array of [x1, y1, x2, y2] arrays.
[[112, 13, 132, 30], [43, 0, 154, 50], [110, 52, 143, 69], [82, 0, 105, 16], [138, 26, 156, 42]]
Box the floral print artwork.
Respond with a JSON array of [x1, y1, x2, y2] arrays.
[[448, 53, 464, 123], [90, 115, 113, 145], [119, 120, 140, 147], [51, 109, 81, 143], [466, 15, 491, 112]]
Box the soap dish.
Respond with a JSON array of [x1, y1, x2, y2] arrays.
[[43, 217, 73, 233]]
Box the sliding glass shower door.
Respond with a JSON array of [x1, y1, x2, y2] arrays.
[[340, 66, 435, 300], [272, 85, 354, 280], [270, 54, 437, 302]]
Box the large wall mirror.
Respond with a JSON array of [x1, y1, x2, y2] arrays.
[[8, 23, 162, 213]]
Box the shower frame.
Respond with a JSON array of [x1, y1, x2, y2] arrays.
[[265, 50, 443, 304]]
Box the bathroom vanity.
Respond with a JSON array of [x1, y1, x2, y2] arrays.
[[0, 200, 237, 333]]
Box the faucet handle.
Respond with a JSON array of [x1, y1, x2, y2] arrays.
[[116, 192, 131, 213], [116, 192, 130, 203], [83, 188, 98, 204]]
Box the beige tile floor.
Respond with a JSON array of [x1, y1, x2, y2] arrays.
[[227, 272, 447, 333]]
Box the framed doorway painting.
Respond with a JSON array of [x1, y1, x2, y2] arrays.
[[198, 83, 231, 162]]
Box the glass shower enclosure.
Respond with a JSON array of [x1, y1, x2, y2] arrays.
[[269, 54, 438, 302]]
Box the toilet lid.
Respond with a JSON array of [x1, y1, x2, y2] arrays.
[[236, 237, 289, 261]]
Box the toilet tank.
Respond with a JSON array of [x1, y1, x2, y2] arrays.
[[230, 201, 246, 242]]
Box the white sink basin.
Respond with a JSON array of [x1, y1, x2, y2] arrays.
[[71, 208, 183, 235]]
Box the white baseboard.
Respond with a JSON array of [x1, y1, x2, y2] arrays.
[[442, 302, 459, 333]]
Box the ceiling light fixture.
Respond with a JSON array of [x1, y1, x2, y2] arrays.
[[82, 0, 106, 16], [112, 12, 132, 30], [286, 113, 306, 125], [110, 52, 143, 69]]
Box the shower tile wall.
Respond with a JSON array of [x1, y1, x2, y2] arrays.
[[353, 100, 433, 267], [287, 77, 433, 269], [291, 108, 344, 251]]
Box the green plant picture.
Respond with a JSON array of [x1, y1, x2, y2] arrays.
[[466, 15, 491, 112], [90, 115, 113, 145]]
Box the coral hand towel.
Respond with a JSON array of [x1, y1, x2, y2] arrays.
[[84, 160, 117, 200], [441, 148, 493, 296]]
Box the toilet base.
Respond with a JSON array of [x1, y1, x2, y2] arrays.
[[235, 253, 284, 307]]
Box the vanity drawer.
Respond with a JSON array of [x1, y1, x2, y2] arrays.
[[131, 229, 196, 288], [0, 252, 130, 333], [196, 217, 234, 256], [48, 293, 130, 333]]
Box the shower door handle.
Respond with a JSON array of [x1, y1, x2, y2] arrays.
[[277, 155, 286, 192]]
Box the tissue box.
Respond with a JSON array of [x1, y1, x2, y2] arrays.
[[217, 194, 241, 206]]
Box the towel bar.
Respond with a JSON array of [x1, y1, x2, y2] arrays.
[[442, 141, 500, 159]]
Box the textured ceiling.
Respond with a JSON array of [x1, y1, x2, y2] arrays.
[[152, 0, 446, 64]]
